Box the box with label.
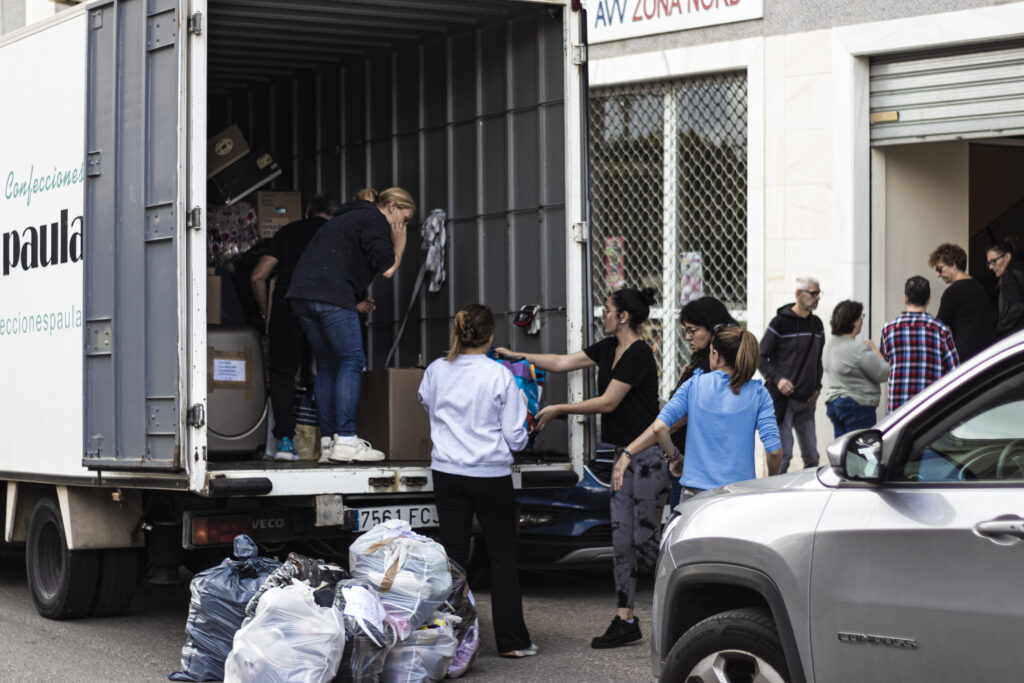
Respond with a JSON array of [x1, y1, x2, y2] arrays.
[[257, 191, 302, 239], [355, 369, 432, 462], [207, 268, 222, 325], [207, 145, 283, 206], [206, 124, 250, 179]]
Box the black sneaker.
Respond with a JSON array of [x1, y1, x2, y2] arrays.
[[590, 616, 642, 649]]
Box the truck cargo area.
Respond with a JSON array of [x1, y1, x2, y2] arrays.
[[202, 0, 575, 469]]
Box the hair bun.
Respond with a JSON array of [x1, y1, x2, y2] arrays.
[[641, 287, 657, 306]]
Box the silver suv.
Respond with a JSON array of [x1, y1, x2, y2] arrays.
[[651, 332, 1024, 682]]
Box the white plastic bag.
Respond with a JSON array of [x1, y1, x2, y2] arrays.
[[349, 520, 452, 639], [379, 617, 458, 683], [224, 580, 345, 683]]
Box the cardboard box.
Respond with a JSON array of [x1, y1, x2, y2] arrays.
[[355, 369, 432, 462], [207, 268, 222, 325], [257, 191, 302, 239], [207, 145, 283, 206], [206, 124, 250, 179]]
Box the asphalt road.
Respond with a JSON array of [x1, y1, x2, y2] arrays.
[[0, 550, 653, 682]]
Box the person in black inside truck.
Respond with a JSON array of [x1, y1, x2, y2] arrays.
[[250, 194, 339, 461], [496, 286, 669, 651], [287, 187, 415, 464]]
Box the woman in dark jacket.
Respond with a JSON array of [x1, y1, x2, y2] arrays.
[[287, 186, 415, 463], [666, 297, 738, 507], [987, 238, 1024, 338]]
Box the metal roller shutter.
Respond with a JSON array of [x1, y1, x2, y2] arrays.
[[870, 40, 1024, 146]]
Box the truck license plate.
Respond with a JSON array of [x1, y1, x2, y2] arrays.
[[355, 504, 439, 530]]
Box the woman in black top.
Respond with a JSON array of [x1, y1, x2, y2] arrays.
[[287, 187, 414, 463], [986, 238, 1024, 338], [496, 287, 667, 650], [666, 297, 738, 506], [928, 243, 996, 360]]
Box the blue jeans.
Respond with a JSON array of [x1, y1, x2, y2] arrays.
[[290, 299, 364, 437], [825, 396, 878, 438]]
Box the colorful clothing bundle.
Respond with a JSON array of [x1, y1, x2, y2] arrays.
[[488, 353, 546, 439]]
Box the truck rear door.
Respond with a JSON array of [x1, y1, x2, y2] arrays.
[[82, 0, 191, 472]]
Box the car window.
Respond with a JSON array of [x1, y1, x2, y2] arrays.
[[895, 385, 1024, 483]]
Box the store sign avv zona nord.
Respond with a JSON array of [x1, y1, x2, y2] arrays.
[[589, 0, 763, 44]]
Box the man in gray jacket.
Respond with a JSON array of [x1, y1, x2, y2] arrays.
[[759, 276, 825, 473]]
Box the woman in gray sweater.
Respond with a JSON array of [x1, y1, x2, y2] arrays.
[[822, 300, 890, 437]]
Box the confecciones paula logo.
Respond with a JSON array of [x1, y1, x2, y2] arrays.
[[3, 209, 84, 277]]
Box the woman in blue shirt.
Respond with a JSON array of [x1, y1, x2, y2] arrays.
[[619, 326, 782, 495]]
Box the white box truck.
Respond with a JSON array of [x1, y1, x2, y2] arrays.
[[0, 0, 591, 619]]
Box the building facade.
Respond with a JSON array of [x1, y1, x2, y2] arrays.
[[588, 0, 1024, 451]]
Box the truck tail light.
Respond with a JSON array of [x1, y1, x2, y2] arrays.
[[190, 514, 251, 546]]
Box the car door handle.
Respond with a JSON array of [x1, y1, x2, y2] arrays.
[[974, 517, 1024, 540]]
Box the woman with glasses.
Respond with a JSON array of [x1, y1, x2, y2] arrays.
[[621, 325, 782, 503], [986, 238, 1024, 337], [821, 300, 889, 437], [665, 297, 738, 507], [495, 286, 667, 651], [927, 242, 995, 361]]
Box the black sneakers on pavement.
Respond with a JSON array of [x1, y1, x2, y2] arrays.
[[590, 616, 642, 649]]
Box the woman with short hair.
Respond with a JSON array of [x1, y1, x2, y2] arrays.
[[822, 300, 889, 437], [928, 242, 996, 360]]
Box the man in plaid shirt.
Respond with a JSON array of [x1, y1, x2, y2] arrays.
[[880, 275, 960, 413]]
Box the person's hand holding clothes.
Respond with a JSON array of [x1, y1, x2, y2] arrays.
[[534, 404, 563, 430]]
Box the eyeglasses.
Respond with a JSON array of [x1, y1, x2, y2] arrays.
[[987, 253, 1008, 267], [800, 289, 822, 297], [683, 325, 703, 337]]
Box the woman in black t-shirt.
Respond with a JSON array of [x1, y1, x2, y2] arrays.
[[495, 287, 668, 650]]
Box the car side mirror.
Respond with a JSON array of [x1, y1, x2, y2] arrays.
[[826, 429, 883, 481]]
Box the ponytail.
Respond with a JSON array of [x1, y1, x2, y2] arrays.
[[447, 304, 496, 361], [711, 326, 760, 394]]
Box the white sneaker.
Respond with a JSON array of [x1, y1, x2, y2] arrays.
[[318, 436, 334, 464], [329, 436, 385, 463]]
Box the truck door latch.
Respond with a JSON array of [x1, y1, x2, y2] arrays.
[[571, 43, 587, 66], [187, 206, 202, 230], [188, 404, 205, 428], [571, 221, 589, 243], [188, 12, 203, 36]]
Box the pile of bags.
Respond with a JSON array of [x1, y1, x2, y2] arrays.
[[168, 522, 479, 683]]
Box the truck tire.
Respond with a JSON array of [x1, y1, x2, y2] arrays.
[[90, 548, 140, 617], [661, 607, 790, 683], [25, 497, 99, 620]]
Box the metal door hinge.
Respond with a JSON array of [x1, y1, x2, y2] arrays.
[[188, 12, 203, 35], [188, 404, 205, 428], [571, 43, 587, 66], [187, 206, 202, 229], [571, 221, 589, 243]]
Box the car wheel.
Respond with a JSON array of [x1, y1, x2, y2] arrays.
[[661, 607, 789, 683], [25, 497, 99, 620]]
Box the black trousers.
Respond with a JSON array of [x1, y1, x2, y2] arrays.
[[432, 469, 531, 653], [268, 296, 310, 441]]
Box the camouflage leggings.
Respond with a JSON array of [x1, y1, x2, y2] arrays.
[[610, 445, 670, 609]]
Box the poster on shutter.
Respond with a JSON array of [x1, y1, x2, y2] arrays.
[[604, 236, 626, 291], [680, 251, 703, 302]]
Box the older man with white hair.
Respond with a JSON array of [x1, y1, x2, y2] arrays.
[[759, 276, 825, 473]]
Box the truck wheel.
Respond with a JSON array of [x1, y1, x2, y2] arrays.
[[25, 497, 99, 620], [90, 548, 140, 616], [661, 607, 789, 683]]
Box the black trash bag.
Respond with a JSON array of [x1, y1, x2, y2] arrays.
[[439, 560, 478, 678], [245, 552, 347, 620], [169, 535, 281, 682], [333, 579, 397, 683]]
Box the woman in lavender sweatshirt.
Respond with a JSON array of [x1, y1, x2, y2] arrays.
[[417, 303, 536, 659]]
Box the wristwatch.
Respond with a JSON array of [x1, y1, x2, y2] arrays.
[[621, 447, 632, 460]]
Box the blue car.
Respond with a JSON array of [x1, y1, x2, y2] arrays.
[[513, 451, 616, 569]]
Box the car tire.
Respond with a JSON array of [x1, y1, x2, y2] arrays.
[[25, 497, 99, 620], [661, 607, 790, 683], [90, 548, 140, 617]]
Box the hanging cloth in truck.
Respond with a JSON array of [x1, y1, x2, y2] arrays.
[[383, 209, 447, 368]]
